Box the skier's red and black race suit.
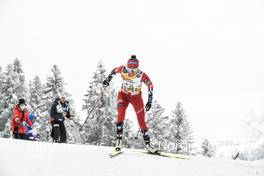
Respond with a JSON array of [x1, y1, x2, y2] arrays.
[[109, 65, 153, 131]]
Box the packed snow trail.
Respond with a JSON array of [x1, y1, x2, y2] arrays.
[[0, 138, 263, 176]]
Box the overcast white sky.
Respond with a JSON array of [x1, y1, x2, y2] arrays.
[[1, 0, 264, 142]]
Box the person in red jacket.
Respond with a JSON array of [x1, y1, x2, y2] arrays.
[[11, 99, 32, 140], [103, 55, 157, 153]]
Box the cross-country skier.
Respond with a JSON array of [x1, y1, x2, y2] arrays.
[[103, 55, 157, 153], [11, 99, 32, 140]]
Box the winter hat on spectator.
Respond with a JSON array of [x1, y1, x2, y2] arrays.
[[18, 99, 26, 105]]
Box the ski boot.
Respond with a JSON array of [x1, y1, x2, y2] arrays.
[[142, 129, 160, 154], [115, 123, 123, 151]]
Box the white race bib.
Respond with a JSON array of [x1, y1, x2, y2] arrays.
[[121, 70, 143, 95]]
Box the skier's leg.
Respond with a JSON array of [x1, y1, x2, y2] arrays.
[[116, 91, 129, 124], [115, 91, 129, 150], [141, 128, 158, 153], [59, 123, 67, 143], [130, 94, 148, 131], [115, 122, 123, 151], [130, 94, 158, 153]]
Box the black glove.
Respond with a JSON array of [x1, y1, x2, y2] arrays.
[[102, 79, 110, 87], [145, 101, 152, 112]]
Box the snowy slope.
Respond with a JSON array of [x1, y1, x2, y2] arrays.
[[0, 138, 263, 176]]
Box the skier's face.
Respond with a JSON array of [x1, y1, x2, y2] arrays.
[[127, 67, 138, 76]]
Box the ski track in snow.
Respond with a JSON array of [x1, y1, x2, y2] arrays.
[[0, 138, 263, 176]]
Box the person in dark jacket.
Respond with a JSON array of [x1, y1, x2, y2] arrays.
[[50, 95, 71, 143]]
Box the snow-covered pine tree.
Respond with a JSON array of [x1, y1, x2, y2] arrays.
[[28, 76, 49, 140], [28, 76, 44, 115], [82, 61, 116, 146], [168, 102, 193, 154], [44, 65, 65, 97], [12, 59, 28, 98], [146, 100, 169, 151], [64, 99, 82, 144], [245, 112, 264, 141], [201, 139, 215, 157], [0, 66, 3, 92], [0, 66, 4, 111], [0, 66, 5, 134], [122, 119, 135, 148], [242, 112, 264, 160], [0, 59, 27, 133]]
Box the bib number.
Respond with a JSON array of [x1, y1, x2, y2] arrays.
[[123, 82, 140, 94]]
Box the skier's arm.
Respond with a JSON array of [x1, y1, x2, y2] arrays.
[[103, 65, 123, 86], [142, 73, 153, 111]]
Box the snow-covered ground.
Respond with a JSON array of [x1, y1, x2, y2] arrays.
[[0, 138, 263, 176]]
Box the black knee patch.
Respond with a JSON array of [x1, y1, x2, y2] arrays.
[[116, 122, 123, 136]]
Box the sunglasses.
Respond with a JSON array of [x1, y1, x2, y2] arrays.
[[127, 67, 138, 73]]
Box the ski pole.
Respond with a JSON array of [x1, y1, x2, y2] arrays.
[[79, 98, 101, 131], [79, 85, 107, 131], [65, 116, 81, 127], [134, 128, 141, 140], [71, 118, 81, 126]]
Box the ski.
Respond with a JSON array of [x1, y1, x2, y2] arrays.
[[109, 148, 190, 159], [141, 151, 190, 160], [109, 150, 122, 158]]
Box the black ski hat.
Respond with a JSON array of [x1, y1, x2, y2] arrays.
[[131, 55, 137, 59], [127, 55, 139, 68], [18, 99, 26, 105]]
